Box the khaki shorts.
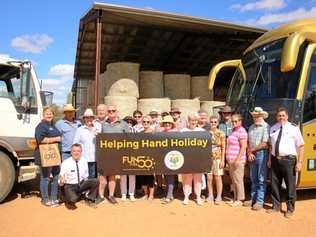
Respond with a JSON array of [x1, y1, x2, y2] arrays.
[[208, 159, 224, 176]]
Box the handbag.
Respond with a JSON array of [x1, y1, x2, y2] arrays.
[[39, 143, 61, 167]]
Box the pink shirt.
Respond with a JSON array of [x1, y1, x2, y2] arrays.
[[226, 126, 248, 162]]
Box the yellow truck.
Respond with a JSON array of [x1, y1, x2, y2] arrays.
[[209, 19, 316, 189]]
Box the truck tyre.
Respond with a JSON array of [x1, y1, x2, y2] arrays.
[[0, 151, 15, 202]]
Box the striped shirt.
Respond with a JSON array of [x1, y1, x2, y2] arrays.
[[226, 126, 248, 161], [248, 121, 269, 151]]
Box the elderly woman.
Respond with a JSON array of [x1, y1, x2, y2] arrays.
[[73, 109, 97, 178], [207, 115, 226, 205], [133, 110, 144, 133], [34, 106, 61, 207], [139, 116, 155, 201], [226, 114, 248, 207], [161, 115, 178, 204], [180, 113, 205, 205]]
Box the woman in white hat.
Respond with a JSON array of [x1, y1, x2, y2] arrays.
[[73, 109, 98, 178]]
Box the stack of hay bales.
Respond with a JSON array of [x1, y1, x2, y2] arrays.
[[200, 101, 226, 117], [103, 62, 139, 117], [164, 74, 191, 99], [191, 76, 214, 101], [138, 98, 171, 115], [171, 98, 200, 120], [139, 71, 164, 98]]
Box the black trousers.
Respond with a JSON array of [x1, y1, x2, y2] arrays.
[[62, 179, 99, 204], [271, 156, 296, 212]]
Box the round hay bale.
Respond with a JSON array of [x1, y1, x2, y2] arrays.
[[139, 71, 164, 98], [171, 98, 200, 120], [164, 74, 190, 99], [104, 96, 137, 118], [105, 62, 140, 98], [138, 98, 171, 116], [191, 76, 214, 100], [200, 101, 226, 118]]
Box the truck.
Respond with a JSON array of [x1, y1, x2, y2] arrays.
[[208, 19, 316, 189], [0, 57, 53, 202]]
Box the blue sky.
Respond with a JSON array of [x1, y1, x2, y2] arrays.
[[2, 0, 316, 105]]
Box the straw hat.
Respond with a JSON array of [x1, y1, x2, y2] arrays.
[[149, 109, 159, 116], [82, 108, 95, 118], [250, 107, 269, 119], [160, 115, 176, 128], [63, 104, 77, 112]]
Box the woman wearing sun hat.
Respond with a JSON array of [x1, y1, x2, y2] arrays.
[[73, 108, 98, 178]]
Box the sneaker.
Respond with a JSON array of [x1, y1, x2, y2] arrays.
[[183, 197, 189, 205], [108, 196, 118, 204], [225, 200, 235, 205], [95, 197, 106, 205], [41, 200, 51, 207], [196, 198, 203, 206], [243, 200, 253, 207], [284, 211, 294, 218], [50, 200, 60, 207], [121, 194, 127, 201], [252, 203, 263, 211], [129, 195, 136, 202], [161, 197, 173, 204], [229, 201, 242, 207]]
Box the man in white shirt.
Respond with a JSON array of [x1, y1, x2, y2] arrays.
[[59, 144, 99, 210], [268, 107, 304, 218]]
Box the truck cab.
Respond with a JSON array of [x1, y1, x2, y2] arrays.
[[0, 57, 53, 202]]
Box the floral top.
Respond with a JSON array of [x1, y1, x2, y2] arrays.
[[210, 129, 225, 160]]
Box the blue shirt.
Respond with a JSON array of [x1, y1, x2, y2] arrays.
[[219, 121, 233, 138], [55, 118, 81, 152], [34, 120, 61, 165]]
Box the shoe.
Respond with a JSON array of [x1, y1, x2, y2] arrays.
[[121, 194, 127, 201], [229, 201, 242, 207], [196, 198, 203, 206], [214, 198, 222, 205], [225, 200, 235, 205], [206, 196, 214, 203], [183, 197, 189, 205], [266, 208, 280, 214], [161, 197, 173, 204], [65, 202, 77, 210], [50, 200, 60, 208], [252, 203, 263, 211], [243, 200, 253, 207], [95, 197, 106, 205], [85, 200, 97, 208], [141, 195, 148, 200], [284, 211, 294, 218], [129, 195, 136, 202], [41, 200, 51, 207], [108, 196, 118, 204]]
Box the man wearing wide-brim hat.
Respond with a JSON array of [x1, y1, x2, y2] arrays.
[[169, 107, 186, 130], [219, 105, 233, 138], [56, 104, 82, 160], [244, 107, 270, 211]]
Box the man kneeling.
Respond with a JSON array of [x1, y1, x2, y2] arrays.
[[59, 143, 99, 209]]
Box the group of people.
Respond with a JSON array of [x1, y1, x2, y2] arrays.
[[34, 103, 304, 218]]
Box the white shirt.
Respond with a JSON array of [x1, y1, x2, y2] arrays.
[[270, 121, 304, 156], [93, 118, 106, 133], [60, 157, 89, 184], [73, 125, 97, 162], [180, 127, 205, 132]]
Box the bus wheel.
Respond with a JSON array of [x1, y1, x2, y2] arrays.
[[0, 151, 15, 202]]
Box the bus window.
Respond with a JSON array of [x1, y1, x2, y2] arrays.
[[303, 62, 316, 123]]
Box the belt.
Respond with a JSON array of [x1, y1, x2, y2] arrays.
[[275, 155, 296, 160]]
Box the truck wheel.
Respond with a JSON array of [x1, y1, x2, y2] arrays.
[[0, 151, 15, 202]]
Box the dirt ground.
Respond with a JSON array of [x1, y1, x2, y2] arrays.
[[1, 180, 316, 237]]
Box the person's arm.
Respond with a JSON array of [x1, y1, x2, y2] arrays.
[[35, 123, 61, 144], [41, 136, 61, 144], [296, 145, 304, 172], [235, 138, 247, 163], [59, 162, 66, 186], [220, 134, 226, 168]]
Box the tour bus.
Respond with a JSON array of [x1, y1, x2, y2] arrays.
[[208, 19, 316, 189], [0, 57, 53, 202]]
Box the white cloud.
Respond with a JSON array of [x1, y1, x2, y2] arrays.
[[0, 53, 11, 59], [41, 77, 73, 105], [11, 34, 53, 53], [144, 6, 155, 10], [48, 64, 74, 78], [231, 0, 286, 12], [247, 7, 316, 26]]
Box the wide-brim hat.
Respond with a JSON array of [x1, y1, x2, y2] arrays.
[[63, 104, 78, 112], [123, 116, 137, 126], [82, 108, 95, 118], [219, 105, 233, 114], [250, 107, 269, 119], [160, 115, 176, 128], [149, 109, 159, 116]]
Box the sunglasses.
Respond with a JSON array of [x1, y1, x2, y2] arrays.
[[134, 115, 142, 118], [126, 120, 133, 124], [210, 121, 218, 124], [142, 120, 150, 124], [232, 120, 240, 123], [108, 110, 116, 113]]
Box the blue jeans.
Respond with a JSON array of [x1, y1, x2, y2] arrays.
[[40, 166, 60, 202], [250, 150, 268, 205], [166, 175, 175, 199], [88, 162, 97, 178]]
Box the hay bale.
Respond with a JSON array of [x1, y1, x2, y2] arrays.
[[105, 62, 140, 98], [171, 98, 200, 120], [138, 98, 171, 115], [164, 74, 190, 99], [191, 76, 214, 100], [104, 96, 137, 118], [139, 71, 164, 98], [200, 101, 226, 117]]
